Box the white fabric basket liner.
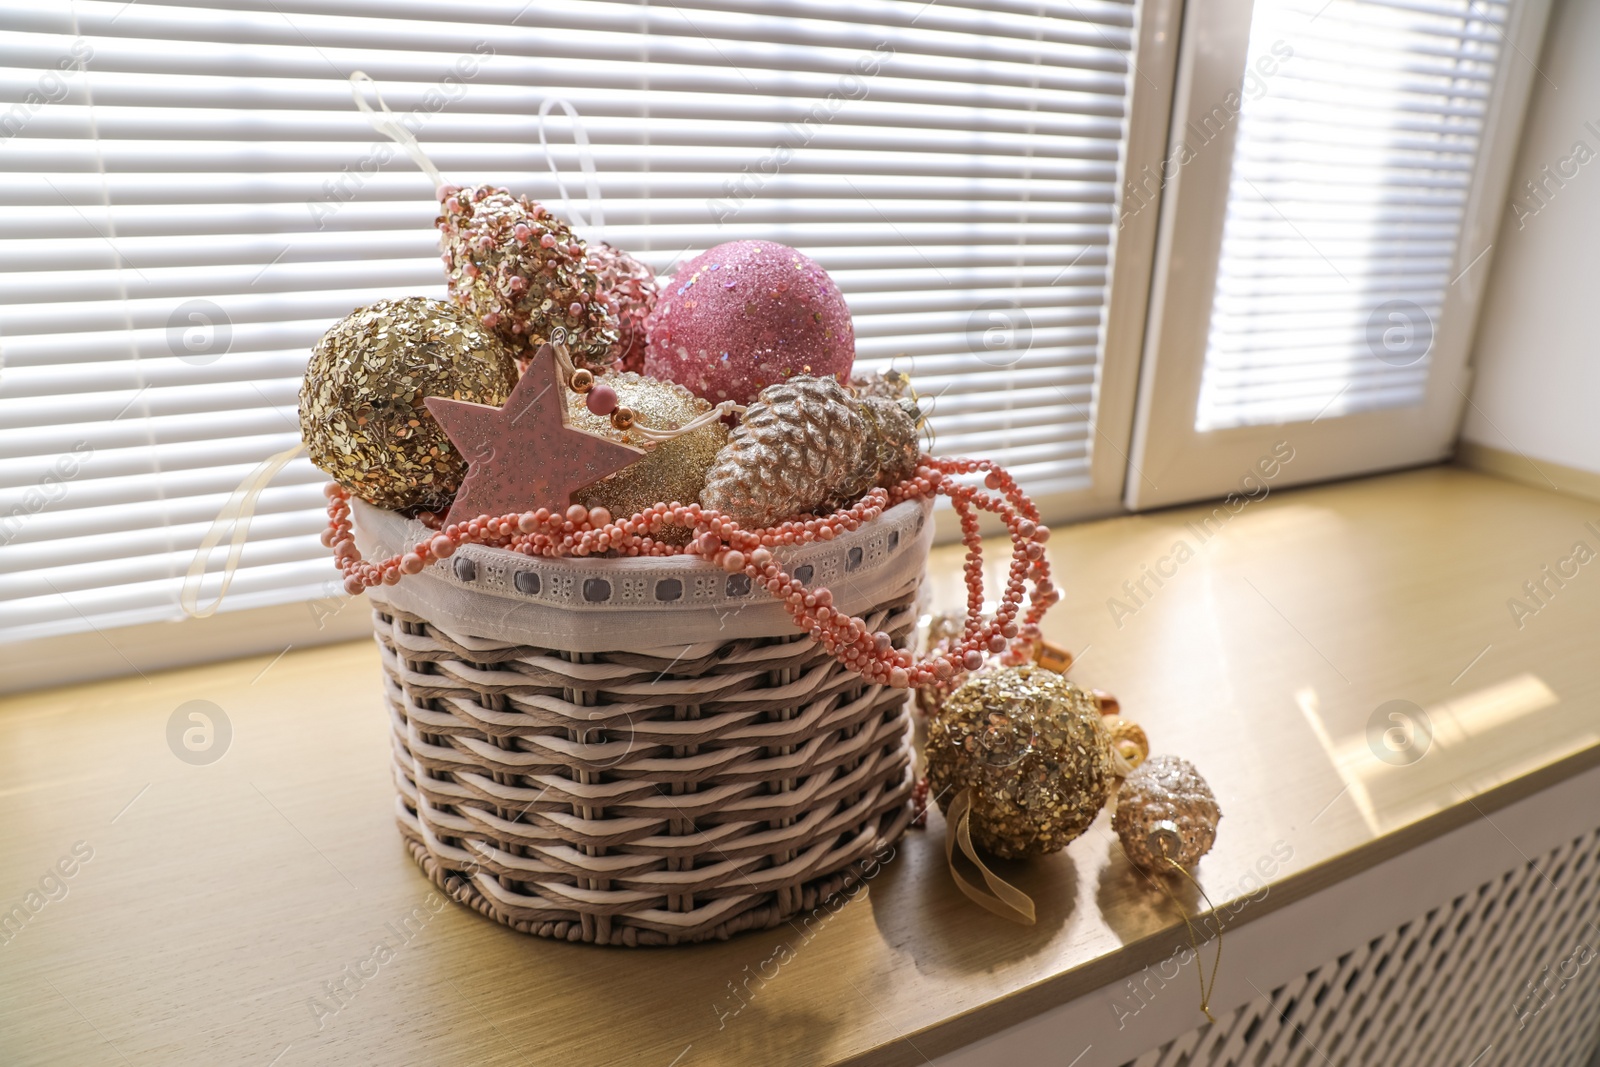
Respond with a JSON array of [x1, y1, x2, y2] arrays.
[[352, 496, 934, 653]]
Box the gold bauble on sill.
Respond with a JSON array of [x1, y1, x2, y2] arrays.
[[926, 665, 1115, 860]]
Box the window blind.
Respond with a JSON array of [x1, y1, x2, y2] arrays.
[[1193, 0, 1505, 431], [0, 0, 1139, 643]]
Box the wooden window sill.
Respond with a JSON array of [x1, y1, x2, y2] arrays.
[[2, 466, 1596, 1065]]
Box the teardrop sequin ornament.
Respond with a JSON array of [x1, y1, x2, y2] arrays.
[[436, 183, 618, 369]]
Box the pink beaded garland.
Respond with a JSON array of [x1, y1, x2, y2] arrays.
[[643, 240, 854, 405], [321, 454, 1053, 689]]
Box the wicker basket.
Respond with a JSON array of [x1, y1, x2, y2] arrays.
[[352, 497, 931, 946]]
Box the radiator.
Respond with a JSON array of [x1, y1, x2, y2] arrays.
[[1119, 826, 1600, 1067]]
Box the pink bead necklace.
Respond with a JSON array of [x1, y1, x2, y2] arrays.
[[322, 454, 1056, 689]]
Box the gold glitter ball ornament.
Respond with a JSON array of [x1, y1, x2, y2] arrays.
[[298, 297, 518, 511], [566, 373, 728, 543], [927, 666, 1115, 860], [437, 183, 618, 369], [1112, 755, 1222, 871]]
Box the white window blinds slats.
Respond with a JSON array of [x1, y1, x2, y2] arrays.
[[1192, 0, 1504, 432], [0, 0, 1139, 643]]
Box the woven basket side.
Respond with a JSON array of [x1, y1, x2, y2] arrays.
[[378, 591, 915, 946]]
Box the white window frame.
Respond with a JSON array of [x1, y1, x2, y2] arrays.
[[1123, 0, 1552, 510]]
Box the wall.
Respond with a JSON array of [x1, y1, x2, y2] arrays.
[[1461, 0, 1600, 479]]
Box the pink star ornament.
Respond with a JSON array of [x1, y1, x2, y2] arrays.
[[425, 344, 644, 524]]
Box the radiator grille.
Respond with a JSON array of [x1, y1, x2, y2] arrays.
[[1121, 828, 1600, 1067]]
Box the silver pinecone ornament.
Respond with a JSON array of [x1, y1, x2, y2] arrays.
[[700, 376, 922, 527]]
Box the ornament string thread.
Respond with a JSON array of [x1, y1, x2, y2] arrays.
[[944, 789, 1037, 925], [182, 442, 305, 618], [1145, 852, 1224, 1024], [348, 72, 444, 188], [551, 336, 744, 442], [626, 401, 744, 442], [537, 97, 604, 236]]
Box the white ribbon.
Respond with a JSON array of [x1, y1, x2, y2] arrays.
[[349, 71, 445, 188], [537, 97, 605, 238], [181, 443, 305, 618]]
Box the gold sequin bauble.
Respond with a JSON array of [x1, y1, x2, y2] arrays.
[[927, 666, 1115, 859], [298, 297, 518, 511], [437, 183, 618, 368], [588, 241, 658, 374], [567, 373, 727, 543], [1113, 755, 1221, 871]]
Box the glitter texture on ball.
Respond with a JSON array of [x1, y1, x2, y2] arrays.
[[643, 240, 854, 405], [567, 373, 728, 542], [298, 297, 518, 511], [437, 183, 618, 369], [588, 241, 658, 374], [1113, 755, 1222, 871], [926, 665, 1115, 859]]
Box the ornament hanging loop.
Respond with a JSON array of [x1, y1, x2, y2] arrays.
[[349, 72, 445, 189], [537, 97, 605, 238]]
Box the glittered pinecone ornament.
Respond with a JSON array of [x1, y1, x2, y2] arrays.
[[588, 241, 657, 374], [298, 297, 518, 511], [1113, 756, 1221, 871], [437, 183, 618, 369], [850, 367, 913, 402], [926, 665, 1115, 859], [860, 395, 921, 489], [700, 375, 922, 527], [566, 373, 727, 543]]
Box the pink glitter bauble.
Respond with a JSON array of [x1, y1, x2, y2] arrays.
[[644, 240, 854, 405]]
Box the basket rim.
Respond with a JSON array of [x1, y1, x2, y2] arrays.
[[353, 495, 934, 650], [350, 494, 931, 575]]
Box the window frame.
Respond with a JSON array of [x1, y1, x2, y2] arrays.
[[1123, 0, 1553, 511]]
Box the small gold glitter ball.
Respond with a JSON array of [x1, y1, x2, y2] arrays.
[[1113, 755, 1221, 871], [1104, 717, 1150, 772], [926, 665, 1115, 859], [567, 373, 728, 543], [298, 297, 518, 511]]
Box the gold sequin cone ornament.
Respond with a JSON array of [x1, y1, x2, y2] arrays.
[[567, 373, 728, 544], [700, 375, 922, 527], [1113, 755, 1222, 870], [926, 665, 1115, 859], [298, 297, 518, 511], [437, 183, 618, 369], [587, 241, 657, 374]]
